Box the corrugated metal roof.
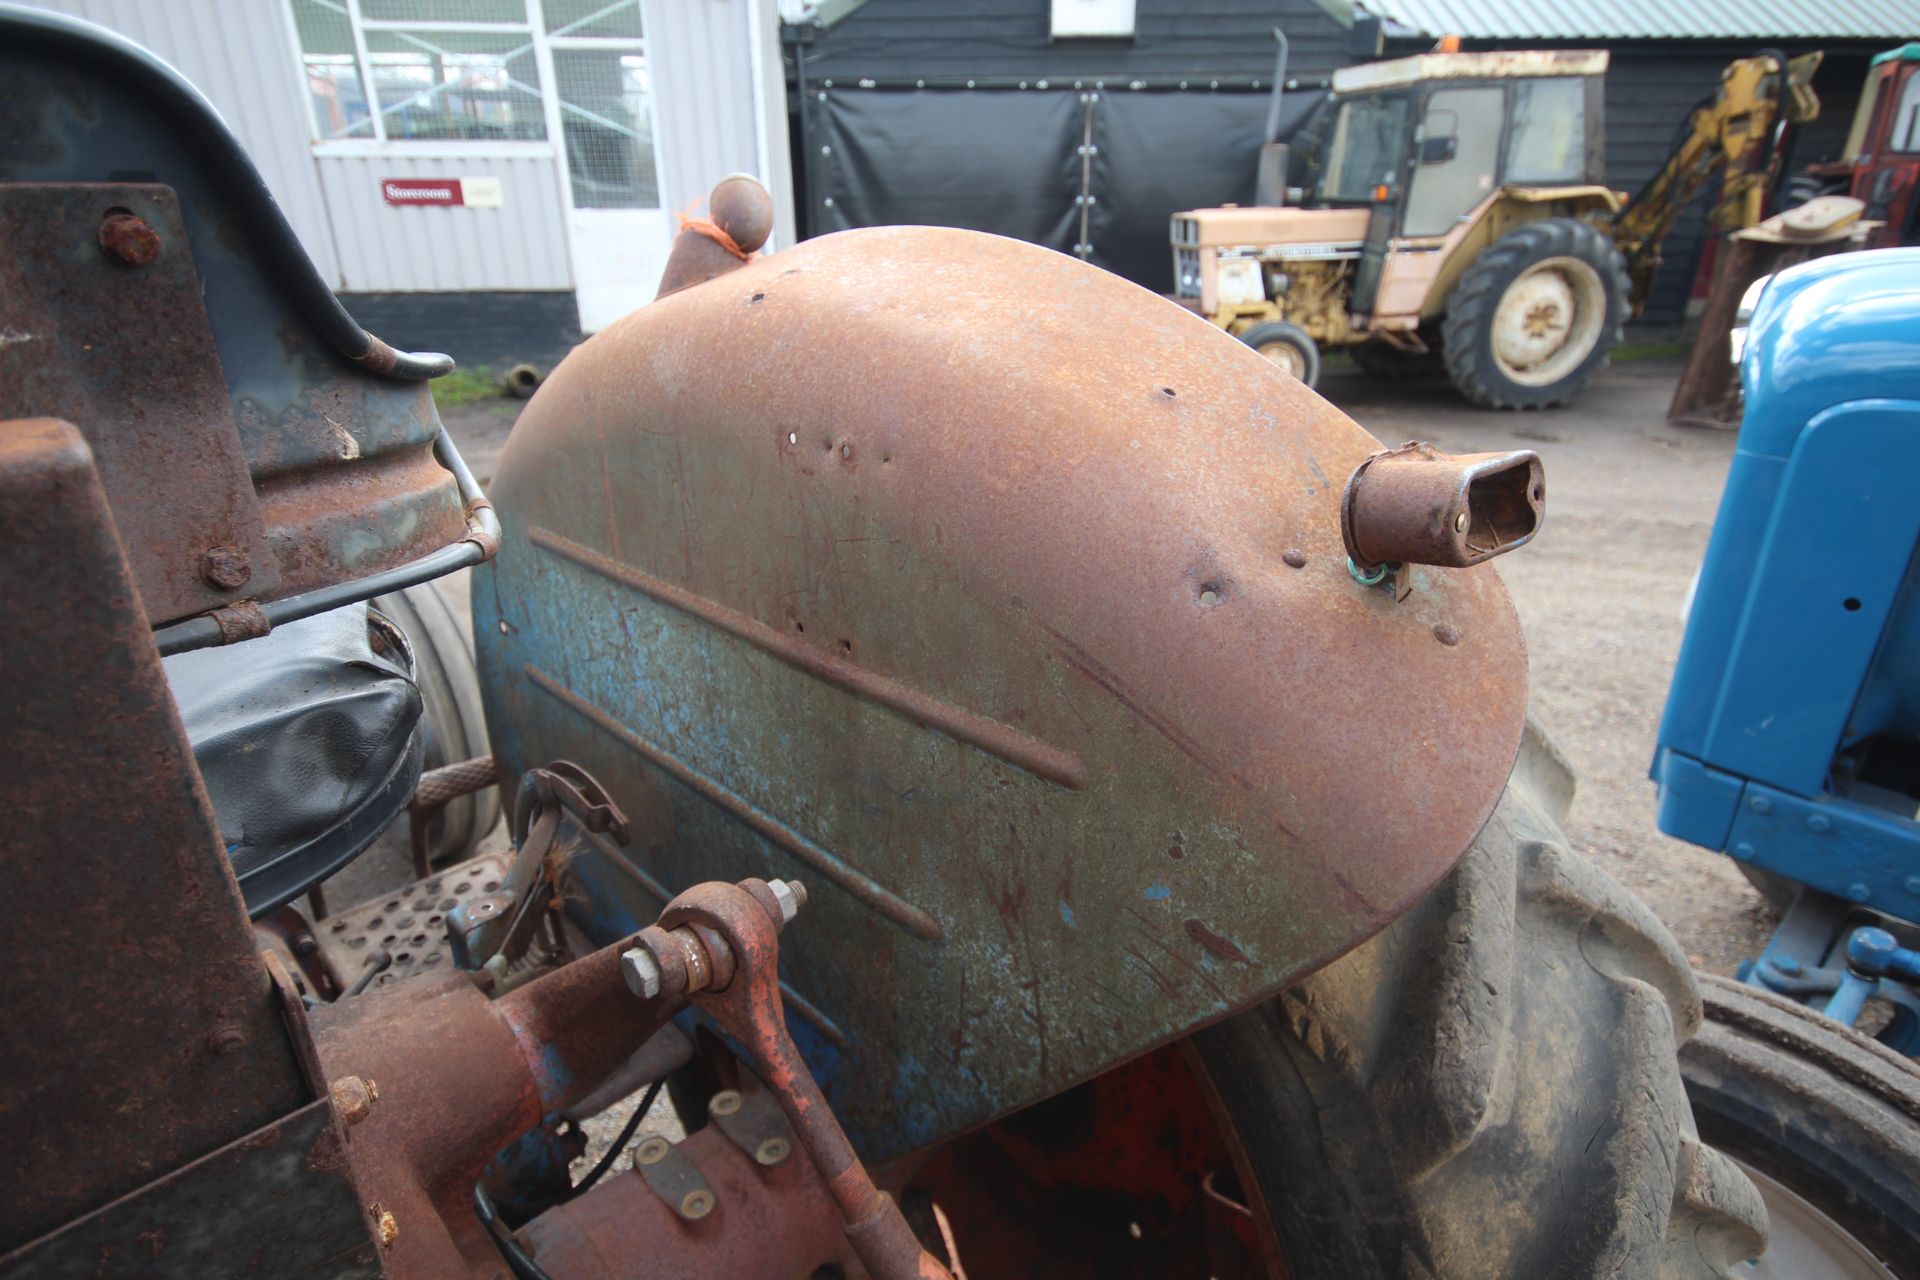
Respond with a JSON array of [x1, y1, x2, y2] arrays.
[[1356, 0, 1920, 41]]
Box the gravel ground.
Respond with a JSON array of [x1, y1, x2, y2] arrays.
[[426, 349, 1777, 1176]]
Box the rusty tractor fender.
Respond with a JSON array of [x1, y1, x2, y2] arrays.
[[472, 225, 1530, 1163]]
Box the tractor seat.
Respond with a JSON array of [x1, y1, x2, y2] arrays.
[[165, 603, 423, 919]]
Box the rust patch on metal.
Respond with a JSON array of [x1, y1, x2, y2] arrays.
[[1, 184, 280, 624], [532, 525, 1087, 789], [525, 663, 943, 940]]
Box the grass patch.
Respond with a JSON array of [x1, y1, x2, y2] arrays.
[[1612, 338, 1693, 362], [430, 365, 502, 409]]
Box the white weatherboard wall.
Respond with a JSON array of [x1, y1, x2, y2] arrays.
[[21, 0, 796, 332], [315, 153, 572, 293]]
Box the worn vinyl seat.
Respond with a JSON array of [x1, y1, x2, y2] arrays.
[[165, 604, 423, 918]]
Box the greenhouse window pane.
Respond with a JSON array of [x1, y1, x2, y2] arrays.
[[545, 0, 643, 40], [359, 0, 527, 23], [290, 0, 373, 138], [365, 30, 546, 141], [555, 48, 657, 207]]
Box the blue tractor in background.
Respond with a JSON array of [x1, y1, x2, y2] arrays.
[[1654, 248, 1920, 1277]]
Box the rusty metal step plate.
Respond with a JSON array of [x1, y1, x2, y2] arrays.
[[318, 853, 510, 991]]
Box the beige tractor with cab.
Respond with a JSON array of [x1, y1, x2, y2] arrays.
[[1171, 44, 1820, 407]]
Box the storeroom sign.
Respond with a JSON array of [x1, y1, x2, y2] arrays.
[[380, 177, 504, 208]]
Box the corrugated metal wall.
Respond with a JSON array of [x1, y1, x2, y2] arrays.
[[317, 154, 572, 291], [23, 0, 344, 285], [648, 0, 767, 219]]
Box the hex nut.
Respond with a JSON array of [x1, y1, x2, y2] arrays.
[[330, 1075, 380, 1128], [769, 879, 806, 924], [621, 945, 662, 999], [199, 545, 251, 591]]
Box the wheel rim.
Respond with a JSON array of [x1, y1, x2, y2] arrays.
[[1732, 1158, 1894, 1279], [1490, 255, 1606, 388], [1255, 339, 1306, 379]]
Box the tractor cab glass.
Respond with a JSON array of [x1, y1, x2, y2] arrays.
[[1320, 94, 1410, 202], [1891, 67, 1920, 152], [1403, 85, 1505, 235]]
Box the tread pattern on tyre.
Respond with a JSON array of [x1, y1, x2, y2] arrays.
[[1441, 217, 1629, 410], [1193, 727, 1766, 1279]]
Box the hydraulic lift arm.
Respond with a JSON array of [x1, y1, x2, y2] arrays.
[[1614, 51, 1823, 308]]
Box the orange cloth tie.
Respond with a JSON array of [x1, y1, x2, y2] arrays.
[[677, 202, 754, 261]]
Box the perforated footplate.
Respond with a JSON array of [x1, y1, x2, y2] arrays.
[[318, 853, 510, 989]]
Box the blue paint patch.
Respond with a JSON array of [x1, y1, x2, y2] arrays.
[[1143, 880, 1172, 901], [1058, 899, 1077, 928]]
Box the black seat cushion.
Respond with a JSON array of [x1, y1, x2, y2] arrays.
[[166, 603, 422, 917]]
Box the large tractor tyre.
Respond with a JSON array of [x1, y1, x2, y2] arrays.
[[1442, 217, 1629, 409], [1349, 339, 1445, 380], [371, 578, 500, 863], [1238, 320, 1323, 389], [1682, 973, 1920, 1278], [1191, 724, 1768, 1278]]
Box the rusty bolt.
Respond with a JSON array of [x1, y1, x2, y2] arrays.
[[769, 879, 807, 924], [709, 1090, 742, 1118], [621, 945, 663, 999], [200, 545, 251, 591], [755, 1136, 791, 1166], [205, 1026, 245, 1056], [98, 211, 162, 266], [370, 1204, 399, 1249], [634, 1135, 671, 1166], [679, 1189, 715, 1220], [330, 1075, 379, 1128]]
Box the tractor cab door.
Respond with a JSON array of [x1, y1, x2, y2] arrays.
[[1320, 92, 1413, 313], [1859, 60, 1920, 242], [1401, 85, 1507, 238]]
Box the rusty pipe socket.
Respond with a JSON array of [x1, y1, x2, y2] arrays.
[[1340, 442, 1544, 571]]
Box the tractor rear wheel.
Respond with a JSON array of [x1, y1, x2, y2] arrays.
[[1682, 973, 1920, 1278], [1188, 722, 1768, 1278], [1238, 320, 1322, 388], [1443, 217, 1628, 409]]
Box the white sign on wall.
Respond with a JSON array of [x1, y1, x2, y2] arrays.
[[1050, 0, 1135, 38]]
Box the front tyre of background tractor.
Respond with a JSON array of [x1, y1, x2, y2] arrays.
[[1239, 319, 1322, 389], [1442, 217, 1628, 409], [1683, 973, 1920, 1278], [1191, 722, 1769, 1279]]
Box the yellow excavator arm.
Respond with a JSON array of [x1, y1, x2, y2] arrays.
[[1613, 51, 1823, 309]]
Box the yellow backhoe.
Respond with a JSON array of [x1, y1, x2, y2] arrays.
[[1171, 43, 1821, 407]]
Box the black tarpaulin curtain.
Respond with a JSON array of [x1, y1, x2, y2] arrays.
[[812, 86, 1328, 292]]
